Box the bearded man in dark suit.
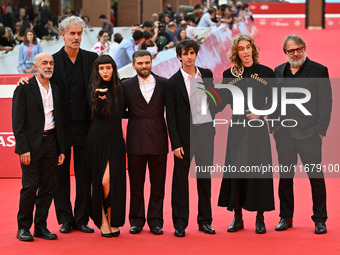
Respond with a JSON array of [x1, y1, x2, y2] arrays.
[[13, 53, 65, 241], [122, 50, 168, 235], [271, 34, 332, 234]]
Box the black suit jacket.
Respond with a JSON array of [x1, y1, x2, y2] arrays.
[[12, 76, 65, 158], [51, 47, 98, 126], [272, 57, 332, 139], [165, 67, 218, 151], [122, 74, 168, 155]]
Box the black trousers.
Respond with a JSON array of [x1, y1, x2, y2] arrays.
[[128, 154, 167, 229], [274, 129, 327, 223], [17, 133, 58, 229], [54, 121, 89, 225], [172, 123, 214, 229]]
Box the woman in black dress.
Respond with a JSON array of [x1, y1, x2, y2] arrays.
[[218, 34, 275, 234], [84, 55, 126, 237]]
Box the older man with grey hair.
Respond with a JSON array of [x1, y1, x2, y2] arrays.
[[271, 34, 332, 234], [50, 16, 98, 234], [13, 53, 65, 241], [18, 16, 98, 234]]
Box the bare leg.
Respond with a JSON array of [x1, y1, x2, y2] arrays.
[[101, 162, 111, 234], [101, 206, 111, 234], [102, 162, 119, 233]]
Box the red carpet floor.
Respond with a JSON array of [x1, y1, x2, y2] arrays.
[[1, 24, 340, 254]]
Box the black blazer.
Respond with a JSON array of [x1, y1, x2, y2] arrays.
[[165, 67, 218, 151], [122, 74, 168, 155], [12, 76, 65, 158], [272, 57, 332, 139], [51, 47, 98, 125]]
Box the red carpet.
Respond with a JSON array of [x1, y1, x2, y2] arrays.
[[1, 24, 340, 254]]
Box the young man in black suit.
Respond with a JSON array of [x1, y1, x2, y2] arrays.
[[18, 16, 98, 234], [13, 53, 65, 241], [272, 35, 332, 234], [165, 40, 219, 237], [122, 50, 168, 235]]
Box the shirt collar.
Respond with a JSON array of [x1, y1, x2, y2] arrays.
[[35, 76, 51, 92], [138, 73, 155, 83], [180, 67, 201, 81]]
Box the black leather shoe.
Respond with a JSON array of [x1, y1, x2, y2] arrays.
[[130, 226, 142, 234], [315, 222, 327, 234], [73, 224, 94, 233], [174, 227, 185, 237], [275, 218, 293, 231], [17, 228, 34, 241], [199, 224, 216, 234], [228, 217, 244, 232], [34, 227, 58, 240], [151, 226, 163, 235], [60, 222, 72, 233], [255, 218, 266, 234]]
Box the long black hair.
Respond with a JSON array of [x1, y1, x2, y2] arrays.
[[90, 55, 119, 118]]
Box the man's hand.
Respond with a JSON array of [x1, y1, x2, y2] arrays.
[[58, 154, 65, 165], [173, 147, 184, 159], [17, 77, 30, 86], [20, 152, 31, 165]]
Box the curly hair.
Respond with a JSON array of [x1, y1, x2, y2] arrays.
[[229, 34, 259, 69], [90, 55, 119, 118], [59, 16, 85, 33]]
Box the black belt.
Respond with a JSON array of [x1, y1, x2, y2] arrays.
[[43, 129, 56, 136]]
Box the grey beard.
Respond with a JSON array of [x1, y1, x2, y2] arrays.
[[287, 53, 306, 68]]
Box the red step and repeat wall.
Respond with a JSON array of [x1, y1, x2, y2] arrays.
[[0, 75, 34, 177]]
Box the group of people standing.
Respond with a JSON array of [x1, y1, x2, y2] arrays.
[[12, 15, 332, 242]]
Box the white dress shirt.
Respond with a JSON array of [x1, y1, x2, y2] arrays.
[[138, 74, 156, 104], [36, 76, 55, 131], [180, 68, 213, 124]]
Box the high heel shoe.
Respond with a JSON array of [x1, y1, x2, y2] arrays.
[[111, 230, 120, 237], [101, 230, 112, 238]]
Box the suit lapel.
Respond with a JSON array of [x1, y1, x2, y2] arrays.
[[55, 48, 68, 92], [147, 74, 162, 105], [175, 70, 189, 105], [130, 75, 148, 108], [30, 77, 44, 112], [51, 82, 59, 117]]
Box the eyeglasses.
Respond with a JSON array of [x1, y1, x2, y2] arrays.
[[286, 47, 304, 55]]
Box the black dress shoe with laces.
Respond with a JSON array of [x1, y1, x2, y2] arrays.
[[174, 227, 185, 237], [17, 228, 34, 241], [255, 218, 266, 234], [60, 222, 72, 233], [228, 217, 244, 232], [199, 224, 216, 234], [73, 224, 94, 233], [130, 226, 142, 234], [315, 222, 327, 234], [151, 227, 163, 235], [275, 218, 293, 231], [34, 227, 58, 240]]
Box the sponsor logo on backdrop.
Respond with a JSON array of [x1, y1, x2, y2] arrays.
[[0, 132, 15, 147]]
